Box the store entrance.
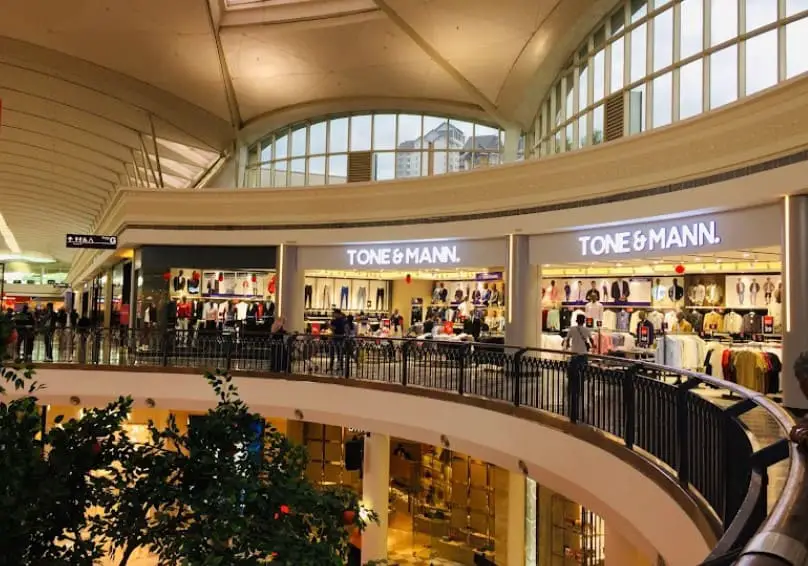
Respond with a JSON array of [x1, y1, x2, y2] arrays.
[[540, 246, 782, 396], [303, 268, 506, 340]]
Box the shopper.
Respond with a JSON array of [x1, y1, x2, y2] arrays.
[[39, 302, 56, 362], [563, 314, 593, 355], [329, 309, 348, 374], [14, 304, 35, 363]]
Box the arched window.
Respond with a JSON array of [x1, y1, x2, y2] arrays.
[[244, 113, 509, 187], [532, 0, 808, 156]]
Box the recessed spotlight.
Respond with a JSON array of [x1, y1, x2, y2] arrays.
[[616, 263, 623, 267], [743, 252, 750, 258], [694, 257, 701, 262]]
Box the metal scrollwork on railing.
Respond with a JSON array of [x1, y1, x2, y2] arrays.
[[4, 326, 804, 565]]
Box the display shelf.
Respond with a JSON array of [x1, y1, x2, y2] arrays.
[[549, 493, 605, 566]]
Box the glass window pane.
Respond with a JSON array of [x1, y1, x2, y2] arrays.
[[629, 84, 646, 133], [631, 0, 647, 23], [787, 18, 808, 78], [631, 24, 647, 82], [447, 151, 464, 173], [786, 0, 808, 16], [373, 152, 395, 180], [611, 37, 625, 92], [745, 30, 778, 95], [397, 114, 422, 149], [273, 160, 288, 187], [593, 50, 605, 103], [592, 105, 604, 144], [594, 25, 606, 50], [350, 115, 372, 151], [652, 72, 673, 127], [260, 140, 272, 163], [554, 82, 563, 125], [431, 151, 448, 175], [679, 58, 703, 119], [274, 131, 288, 160], [291, 127, 306, 157], [423, 116, 450, 152], [680, 0, 704, 60], [564, 74, 574, 119], [290, 158, 306, 186], [653, 9, 673, 71], [710, 44, 738, 109], [259, 166, 271, 187], [450, 119, 473, 151], [565, 123, 574, 151], [711, 0, 738, 46], [396, 150, 421, 178], [329, 118, 348, 153], [327, 155, 347, 184], [372, 114, 396, 150], [579, 62, 589, 109], [309, 122, 326, 154], [554, 130, 562, 153], [578, 113, 589, 147], [308, 156, 326, 185], [610, 5, 625, 35], [744, 0, 778, 32]]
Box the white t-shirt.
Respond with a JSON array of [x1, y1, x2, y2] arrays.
[[566, 325, 592, 354]]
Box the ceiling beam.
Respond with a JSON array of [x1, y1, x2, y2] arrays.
[[372, 0, 513, 128], [205, 0, 243, 131], [0, 167, 110, 198]]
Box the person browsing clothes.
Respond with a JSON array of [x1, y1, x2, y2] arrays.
[[563, 314, 593, 354]]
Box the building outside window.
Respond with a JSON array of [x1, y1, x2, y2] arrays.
[[245, 113, 517, 188]]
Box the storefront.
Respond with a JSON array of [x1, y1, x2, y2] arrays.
[[134, 245, 278, 333], [295, 239, 507, 339], [528, 205, 783, 396]]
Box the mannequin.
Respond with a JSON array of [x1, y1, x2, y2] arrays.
[[636, 311, 655, 346], [611, 279, 630, 302], [489, 284, 500, 306], [668, 278, 684, 302], [481, 283, 492, 305], [585, 281, 600, 303], [173, 270, 186, 293], [689, 280, 707, 306], [564, 281, 571, 302]]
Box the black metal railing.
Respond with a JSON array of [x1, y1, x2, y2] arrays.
[[6, 326, 803, 565]]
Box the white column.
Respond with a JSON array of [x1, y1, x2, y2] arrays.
[[361, 432, 390, 564], [605, 524, 653, 566], [502, 126, 522, 163], [506, 234, 541, 348], [783, 195, 808, 409], [277, 244, 305, 333]]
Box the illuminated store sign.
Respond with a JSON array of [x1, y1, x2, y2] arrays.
[[578, 221, 720, 257], [346, 245, 461, 267]]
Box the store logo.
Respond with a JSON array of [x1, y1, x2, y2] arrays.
[[346, 245, 461, 266], [578, 221, 720, 257]]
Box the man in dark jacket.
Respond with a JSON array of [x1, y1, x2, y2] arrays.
[[14, 305, 35, 362]]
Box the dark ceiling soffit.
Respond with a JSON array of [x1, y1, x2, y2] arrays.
[[123, 149, 807, 233]]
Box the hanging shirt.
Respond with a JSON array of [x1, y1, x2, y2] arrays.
[[690, 284, 706, 305], [584, 301, 604, 322], [724, 312, 744, 334], [647, 311, 665, 331], [616, 310, 631, 333], [651, 284, 668, 303], [601, 309, 617, 331]]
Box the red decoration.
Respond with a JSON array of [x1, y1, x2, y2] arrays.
[[163, 272, 171, 282], [91, 441, 101, 455], [675, 264, 686, 275], [280, 504, 290, 514], [405, 274, 412, 284], [342, 510, 356, 525], [192, 271, 200, 280], [251, 274, 257, 283], [218, 272, 224, 282]]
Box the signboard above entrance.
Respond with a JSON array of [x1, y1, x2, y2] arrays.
[[346, 245, 461, 267], [578, 221, 720, 257], [65, 234, 118, 250]]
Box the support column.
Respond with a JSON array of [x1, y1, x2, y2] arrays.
[[277, 244, 305, 333], [502, 126, 522, 163], [605, 524, 654, 566], [783, 195, 808, 409], [506, 234, 541, 348], [361, 432, 390, 565], [102, 270, 114, 363], [506, 472, 526, 566]]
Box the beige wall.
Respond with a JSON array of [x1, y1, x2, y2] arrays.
[[391, 278, 432, 327]]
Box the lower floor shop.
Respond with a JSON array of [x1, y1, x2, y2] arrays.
[[43, 405, 635, 566]]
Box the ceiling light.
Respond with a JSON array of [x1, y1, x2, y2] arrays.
[[743, 252, 750, 258], [694, 257, 701, 262], [716, 259, 722, 263], [0, 212, 21, 254], [616, 263, 623, 267]]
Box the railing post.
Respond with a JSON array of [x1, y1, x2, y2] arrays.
[[225, 333, 233, 372], [344, 338, 352, 379], [512, 348, 527, 407], [623, 364, 637, 449], [567, 355, 584, 424], [401, 340, 409, 387], [676, 383, 691, 487], [458, 344, 467, 396], [161, 329, 169, 367]]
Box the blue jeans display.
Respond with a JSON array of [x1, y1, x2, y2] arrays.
[[340, 286, 350, 309]]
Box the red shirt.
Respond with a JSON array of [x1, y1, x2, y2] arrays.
[[177, 302, 192, 318]]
